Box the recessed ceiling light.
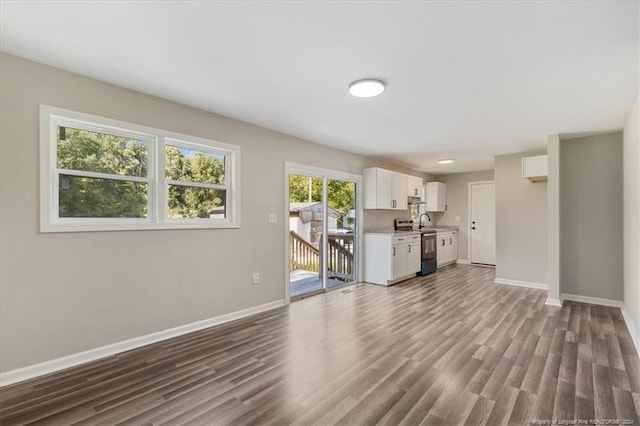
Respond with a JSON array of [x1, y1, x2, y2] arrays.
[[348, 79, 385, 98], [438, 159, 455, 164]]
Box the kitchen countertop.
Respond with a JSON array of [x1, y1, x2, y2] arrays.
[[427, 226, 459, 232], [365, 226, 459, 235], [364, 229, 422, 236]]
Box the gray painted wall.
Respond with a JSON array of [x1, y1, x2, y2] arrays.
[[623, 97, 640, 347], [0, 54, 422, 372], [495, 151, 548, 285], [560, 133, 623, 300], [430, 170, 495, 261]]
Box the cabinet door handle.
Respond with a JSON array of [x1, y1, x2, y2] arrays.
[[449, 238, 452, 244], [408, 244, 411, 253], [442, 240, 445, 246], [393, 247, 396, 256]]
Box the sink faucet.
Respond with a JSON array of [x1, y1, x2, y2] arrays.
[[419, 213, 431, 229]]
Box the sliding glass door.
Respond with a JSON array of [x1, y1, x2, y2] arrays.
[[287, 165, 360, 300], [289, 174, 325, 297], [325, 178, 356, 287]]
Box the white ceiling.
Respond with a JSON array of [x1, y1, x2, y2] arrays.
[[1, 1, 638, 173]]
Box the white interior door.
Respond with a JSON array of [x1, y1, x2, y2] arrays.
[[469, 181, 495, 265]]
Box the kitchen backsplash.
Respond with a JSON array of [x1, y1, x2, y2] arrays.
[[363, 209, 408, 231]]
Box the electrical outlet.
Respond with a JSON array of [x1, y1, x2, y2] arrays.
[[268, 213, 277, 224], [253, 273, 260, 284]]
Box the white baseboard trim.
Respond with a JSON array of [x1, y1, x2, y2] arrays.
[[0, 299, 286, 388], [620, 304, 640, 355], [561, 293, 623, 308], [456, 259, 470, 265], [494, 277, 548, 290], [545, 298, 562, 307]]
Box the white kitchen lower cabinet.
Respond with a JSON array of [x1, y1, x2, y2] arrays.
[[407, 238, 421, 274], [436, 231, 458, 268], [364, 233, 421, 285], [392, 242, 409, 281]]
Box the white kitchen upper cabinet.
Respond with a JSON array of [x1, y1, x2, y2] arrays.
[[393, 173, 408, 211], [522, 155, 548, 182], [407, 175, 423, 198], [363, 168, 393, 209], [363, 167, 408, 210], [425, 182, 446, 212]]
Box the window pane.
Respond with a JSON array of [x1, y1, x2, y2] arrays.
[[410, 204, 420, 220], [59, 174, 148, 218], [165, 145, 225, 185], [57, 126, 148, 177], [168, 185, 226, 219]]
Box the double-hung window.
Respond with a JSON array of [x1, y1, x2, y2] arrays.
[[40, 105, 240, 232]]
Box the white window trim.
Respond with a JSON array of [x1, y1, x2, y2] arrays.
[[39, 105, 241, 232]]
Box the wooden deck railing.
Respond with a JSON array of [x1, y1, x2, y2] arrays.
[[290, 230, 320, 272], [290, 230, 355, 282], [325, 233, 354, 281]]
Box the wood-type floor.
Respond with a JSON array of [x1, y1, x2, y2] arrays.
[[289, 275, 348, 298], [1, 264, 639, 425]]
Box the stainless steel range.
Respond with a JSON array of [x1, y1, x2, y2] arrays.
[[393, 218, 414, 232], [394, 219, 437, 276], [419, 229, 437, 275]]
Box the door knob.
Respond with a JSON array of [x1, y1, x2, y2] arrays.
[[472, 221, 476, 224], [471, 227, 476, 230]]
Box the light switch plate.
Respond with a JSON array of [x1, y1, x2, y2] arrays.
[[268, 213, 277, 223], [455, 216, 461, 222]]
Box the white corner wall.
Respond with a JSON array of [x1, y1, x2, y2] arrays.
[[547, 135, 561, 304], [623, 97, 640, 349], [494, 151, 548, 288], [560, 132, 624, 301]]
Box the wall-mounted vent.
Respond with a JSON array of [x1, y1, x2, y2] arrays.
[[522, 155, 548, 182]]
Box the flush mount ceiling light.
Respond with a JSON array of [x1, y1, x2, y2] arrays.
[[348, 79, 385, 98], [438, 159, 455, 164]]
